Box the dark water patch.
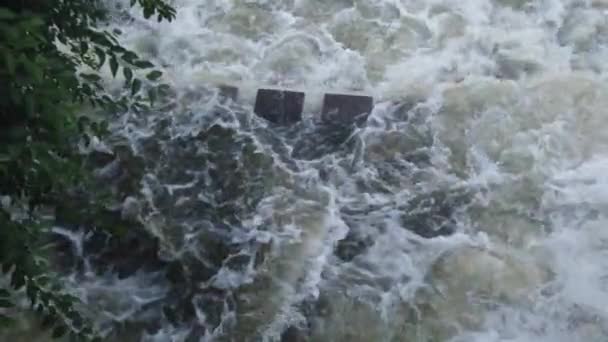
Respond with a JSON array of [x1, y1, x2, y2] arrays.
[[291, 122, 361, 161], [400, 188, 472, 238]]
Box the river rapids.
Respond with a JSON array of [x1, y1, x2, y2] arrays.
[[30, 0, 608, 341]]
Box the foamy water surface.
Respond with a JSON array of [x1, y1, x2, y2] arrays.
[[55, 0, 608, 341]]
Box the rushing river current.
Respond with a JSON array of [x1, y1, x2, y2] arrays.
[[45, 0, 608, 341]]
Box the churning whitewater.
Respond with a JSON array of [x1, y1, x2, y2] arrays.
[[59, 0, 608, 341]]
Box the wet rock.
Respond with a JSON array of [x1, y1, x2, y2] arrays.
[[254, 89, 305, 125], [400, 189, 471, 238], [334, 229, 374, 262], [401, 216, 455, 238]]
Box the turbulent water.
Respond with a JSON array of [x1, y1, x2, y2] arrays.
[[54, 0, 608, 341]]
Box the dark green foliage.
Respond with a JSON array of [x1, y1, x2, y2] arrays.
[[0, 0, 176, 339]]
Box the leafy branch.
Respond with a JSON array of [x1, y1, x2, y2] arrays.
[[0, 0, 176, 340]]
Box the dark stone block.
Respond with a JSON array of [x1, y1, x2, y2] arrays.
[[321, 93, 373, 125], [218, 85, 238, 103], [254, 89, 305, 125]]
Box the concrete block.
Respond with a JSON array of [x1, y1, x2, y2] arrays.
[[321, 93, 374, 125], [254, 89, 305, 125]]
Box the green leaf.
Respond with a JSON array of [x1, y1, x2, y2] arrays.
[[11, 271, 25, 290], [131, 79, 141, 96], [22, 57, 43, 83], [133, 60, 154, 69], [89, 31, 112, 47], [4, 52, 15, 75], [94, 47, 106, 69], [0, 299, 13, 308], [0, 8, 16, 20], [24, 17, 44, 29], [0, 313, 14, 328], [143, 6, 153, 19], [98, 120, 109, 135], [123, 67, 133, 83], [109, 55, 119, 77], [9, 86, 21, 104], [146, 70, 162, 81], [26, 283, 37, 303], [80, 83, 93, 96], [158, 84, 171, 95], [2, 262, 14, 274], [122, 51, 138, 63], [80, 73, 102, 82], [25, 96, 35, 116]]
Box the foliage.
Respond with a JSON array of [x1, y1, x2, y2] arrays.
[[0, 0, 175, 339]]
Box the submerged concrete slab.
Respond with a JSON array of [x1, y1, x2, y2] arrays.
[[321, 93, 374, 125], [218, 85, 238, 103], [254, 89, 305, 125]]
